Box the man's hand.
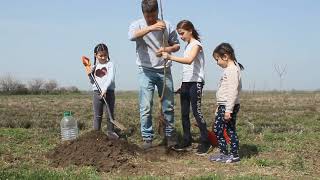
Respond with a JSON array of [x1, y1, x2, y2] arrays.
[[224, 112, 232, 122], [156, 47, 166, 57], [161, 52, 170, 59], [148, 20, 166, 32]]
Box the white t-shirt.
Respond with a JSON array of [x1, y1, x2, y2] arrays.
[[92, 61, 115, 91], [182, 40, 205, 83], [128, 18, 180, 69]]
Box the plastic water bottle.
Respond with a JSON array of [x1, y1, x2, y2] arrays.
[[60, 111, 78, 141]]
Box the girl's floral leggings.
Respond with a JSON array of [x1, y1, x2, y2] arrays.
[[213, 104, 240, 156]]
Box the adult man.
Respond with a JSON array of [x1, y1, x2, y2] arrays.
[[128, 0, 180, 149]]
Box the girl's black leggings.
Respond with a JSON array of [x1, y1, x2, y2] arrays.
[[180, 82, 209, 145]]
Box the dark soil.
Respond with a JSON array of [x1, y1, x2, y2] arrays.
[[46, 131, 185, 173], [47, 131, 143, 172]]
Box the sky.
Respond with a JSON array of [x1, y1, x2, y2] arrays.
[[0, 0, 319, 91]]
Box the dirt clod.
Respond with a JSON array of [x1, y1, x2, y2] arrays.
[[47, 131, 142, 172]]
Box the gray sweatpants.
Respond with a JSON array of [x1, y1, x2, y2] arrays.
[[93, 90, 115, 131]]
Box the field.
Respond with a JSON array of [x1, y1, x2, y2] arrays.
[[0, 91, 319, 179]]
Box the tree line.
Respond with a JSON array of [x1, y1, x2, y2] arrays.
[[0, 75, 79, 95]]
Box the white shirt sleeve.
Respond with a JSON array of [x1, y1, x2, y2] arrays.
[[128, 21, 140, 41], [225, 67, 239, 113]]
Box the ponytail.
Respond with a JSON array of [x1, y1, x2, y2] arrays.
[[213, 43, 244, 70], [234, 58, 244, 71], [177, 20, 201, 42]]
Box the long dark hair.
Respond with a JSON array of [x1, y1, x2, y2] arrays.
[[176, 20, 200, 42], [213, 43, 244, 70], [93, 43, 110, 65]]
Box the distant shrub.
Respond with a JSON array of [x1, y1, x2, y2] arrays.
[[15, 83, 29, 95], [0, 75, 26, 94], [43, 80, 58, 92], [28, 78, 44, 94], [0, 75, 80, 95]]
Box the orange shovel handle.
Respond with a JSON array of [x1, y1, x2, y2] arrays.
[[81, 56, 91, 66], [81, 56, 92, 75]]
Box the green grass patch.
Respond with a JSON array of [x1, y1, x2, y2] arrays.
[[191, 173, 224, 180], [0, 166, 99, 180], [290, 154, 306, 171], [0, 128, 32, 142], [255, 159, 276, 167], [231, 175, 278, 180]]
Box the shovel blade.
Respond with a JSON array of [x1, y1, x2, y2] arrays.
[[208, 129, 231, 146], [110, 120, 126, 131]]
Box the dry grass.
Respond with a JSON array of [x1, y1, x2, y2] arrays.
[[0, 91, 319, 179]]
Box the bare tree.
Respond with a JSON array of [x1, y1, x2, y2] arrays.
[[0, 75, 21, 92], [67, 86, 79, 93], [28, 78, 44, 93], [274, 64, 287, 91], [43, 80, 58, 92], [57, 87, 67, 94]]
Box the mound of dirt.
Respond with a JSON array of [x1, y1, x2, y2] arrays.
[[47, 131, 142, 172]]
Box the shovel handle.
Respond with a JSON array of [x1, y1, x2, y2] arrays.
[[81, 55, 126, 131], [81, 56, 91, 66], [81, 56, 93, 75]]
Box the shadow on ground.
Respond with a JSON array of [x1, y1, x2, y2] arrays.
[[239, 144, 259, 158]]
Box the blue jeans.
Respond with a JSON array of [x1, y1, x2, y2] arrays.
[[138, 67, 175, 140]]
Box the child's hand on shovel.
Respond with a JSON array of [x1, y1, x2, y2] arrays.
[[100, 90, 107, 99], [82, 56, 92, 75], [90, 65, 96, 74]]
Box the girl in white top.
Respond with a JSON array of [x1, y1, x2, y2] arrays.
[[162, 20, 210, 155], [90, 43, 118, 140]]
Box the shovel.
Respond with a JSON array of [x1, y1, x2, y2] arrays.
[[193, 122, 230, 146], [81, 56, 126, 131]]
